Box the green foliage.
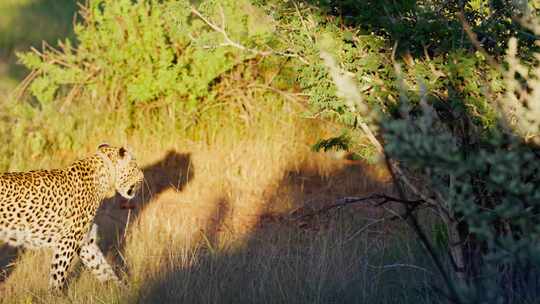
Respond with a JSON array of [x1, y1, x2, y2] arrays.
[[306, 0, 539, 56], [382, 36, 540, 303], [4, 0, 288, 165], [0, 0, 78, 94], [255, 0, 512, 140], [383, 105, 540, 302], [312, 133, 351, 152], [286, 1, 540, 301], [14, 0, 512, 139], [17, 0, 277, 109]]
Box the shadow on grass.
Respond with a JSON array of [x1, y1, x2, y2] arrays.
[[94, 150, 194, 268], [0, 245, 18, 283], [137, 159, 437, 304]]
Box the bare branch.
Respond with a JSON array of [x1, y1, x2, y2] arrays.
[[292, 194, 426, 221], [190, 6, 247, 51], [190, 6, 309, 64]]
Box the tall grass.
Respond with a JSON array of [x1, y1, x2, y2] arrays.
[[0, 93, 439, 303]]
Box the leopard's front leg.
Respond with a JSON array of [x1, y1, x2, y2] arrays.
[[78, 224, 120, 283]]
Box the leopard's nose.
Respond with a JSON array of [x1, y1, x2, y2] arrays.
[[126, 185, 135, 197]]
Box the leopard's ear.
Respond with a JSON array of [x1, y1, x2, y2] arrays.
[[119, 146, 132, 159], [97, 143, 110, 150], [119, 147, 127, 158]]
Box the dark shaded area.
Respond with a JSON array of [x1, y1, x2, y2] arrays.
[[138, 160, 435, 304], [0, 246, 19, 284], [0, 0, 78, 80]]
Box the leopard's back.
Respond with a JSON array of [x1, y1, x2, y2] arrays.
[[0, 169, 75, 248]]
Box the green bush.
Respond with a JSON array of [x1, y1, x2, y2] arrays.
[[14, 0, 509, 141], [382, 24, 540, 304], [3, 0, 290, 168], [18, 0, 277, 108]]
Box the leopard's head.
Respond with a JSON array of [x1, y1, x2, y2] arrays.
[[97, 144, 144, 200]]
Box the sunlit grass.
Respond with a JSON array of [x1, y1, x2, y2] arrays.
[[0, 95, 438, 303]]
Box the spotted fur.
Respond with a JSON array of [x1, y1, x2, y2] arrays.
[[0, 144, 143, 289]]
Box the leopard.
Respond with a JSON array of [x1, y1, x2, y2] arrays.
[[0, 143, 144, 290]]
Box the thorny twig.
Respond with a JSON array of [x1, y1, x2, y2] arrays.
[[190, 6, 249, 51]]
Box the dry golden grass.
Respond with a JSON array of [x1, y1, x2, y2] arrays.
[[0, 109, 433, 304]]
